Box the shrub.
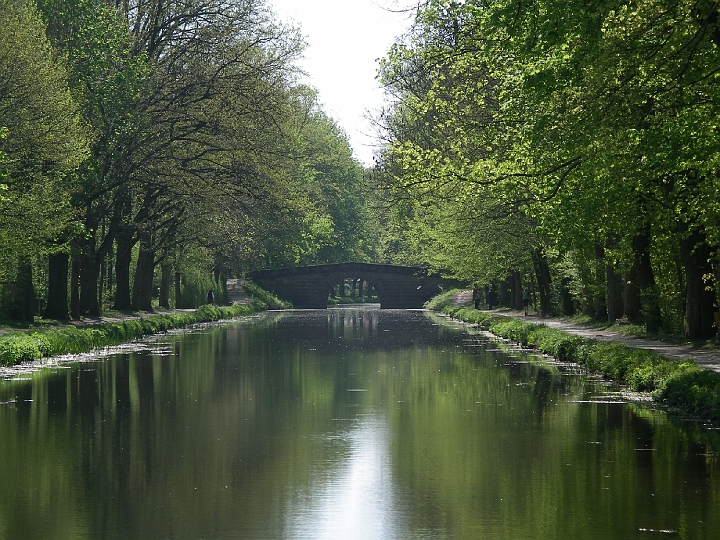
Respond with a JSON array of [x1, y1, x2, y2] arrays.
[[0, 335, 41, 366], [657, 367, 720, 418]]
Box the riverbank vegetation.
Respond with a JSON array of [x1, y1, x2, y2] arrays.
[[440, 305, 720, 421], [374, 0, 720, 342], [0, 280, 286, 367], [4, 0, 720, 351], [0, 0, 379, 324]]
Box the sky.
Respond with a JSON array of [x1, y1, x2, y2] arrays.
[[269, 0, 414, 166]]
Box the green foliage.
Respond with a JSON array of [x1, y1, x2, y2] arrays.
[[377, 0, 720, 336], [0, 0, 379, 320], [0, 0, 87, 261], [659, 368, 720, 420], [293, 108, 377, 264], [0, 334, 43, 366], [243, 279, 291, 309], [179, 269, 225, 309], [528, 329, 583, 362]]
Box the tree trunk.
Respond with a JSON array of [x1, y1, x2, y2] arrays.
[[606, 264, 624, 323], [560, 277, 575, 315], [594, 244, 608, 321], [624, 264, 642, 323], [581, 285, 594, 316], [532, 249, 552, 315], [14, 257, 36, 323], [79, 244, 100, 316], [159, 263, 172, 309], [45, 253, 69, 320], [512, 271, 523, 310], [632, 228, 662, 332], [679, 224, 716, 339], [498, 278, 509, 307], [99, 254, 105, 314], [70, 254, 80, 319], [78, 217, 115, 317], [605, 237, 624, 323], [174, 272, 182, 308], [131, 234, 154, 312], [106, 245, 113, 296], [113, 225, 134, 310]]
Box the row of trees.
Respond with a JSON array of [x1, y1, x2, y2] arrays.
[[0, 0, 376, 320], [374, 0, 720, 338]]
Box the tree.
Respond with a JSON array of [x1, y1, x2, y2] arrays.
[[0, 0, 87, 321], [377, 0, 720, 335]]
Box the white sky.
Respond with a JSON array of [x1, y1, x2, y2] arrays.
[[270, 0, 414, 166]]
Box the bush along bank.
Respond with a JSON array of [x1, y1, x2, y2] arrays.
[[0, 282, 289, 368], [441, 306, 720, 422]]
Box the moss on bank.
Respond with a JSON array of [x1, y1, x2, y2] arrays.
[[440, 305, 720, 422], [0, 281, 288, 368]]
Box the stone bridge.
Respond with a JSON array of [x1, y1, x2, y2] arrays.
[[246, 262, 449, 309]]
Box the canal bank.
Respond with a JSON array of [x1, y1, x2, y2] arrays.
[[0, 281, 287, 368], [432, 291, 720, 422], [2, 306, 718, 539]]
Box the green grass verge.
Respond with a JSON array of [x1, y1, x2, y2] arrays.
[[0, 295, 272, 368], [242, 280, 291, 309], [423, 289, 462, 311], [441, 305, 720, 421]]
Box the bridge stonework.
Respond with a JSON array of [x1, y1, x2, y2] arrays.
[[246, 262, 447, 309]]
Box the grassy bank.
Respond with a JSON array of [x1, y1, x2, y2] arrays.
[[440, 305, 720, 422], [0, 281, 287, 368]]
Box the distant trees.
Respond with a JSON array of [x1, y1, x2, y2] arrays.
[[376, 0, 720, 338], [0, 0, 377, 321]]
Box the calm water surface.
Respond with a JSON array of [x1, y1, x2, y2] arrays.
[[1, 307, 719, 539]]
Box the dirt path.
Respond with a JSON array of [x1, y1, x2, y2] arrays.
[[451, 291, 720, 373]]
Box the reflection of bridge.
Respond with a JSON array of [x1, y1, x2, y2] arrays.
[[246, 262, 448, 309]]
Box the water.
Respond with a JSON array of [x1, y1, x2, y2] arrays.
[[1, 307, 719, 539]]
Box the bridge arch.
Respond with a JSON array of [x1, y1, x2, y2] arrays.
[[246, 262, 448, 309]]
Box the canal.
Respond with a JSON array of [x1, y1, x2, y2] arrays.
[[1, 307, 718, 539]]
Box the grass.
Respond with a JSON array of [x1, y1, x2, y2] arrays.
[[423, 288, 462, 311], [440, 305, 720, 421], [0, 281, 284, 367]]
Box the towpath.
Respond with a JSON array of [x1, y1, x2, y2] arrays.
[[0, 309, 198, 337], [450, 290, 720, 373]]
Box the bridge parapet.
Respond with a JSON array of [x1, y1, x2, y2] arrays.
[[246, 262, 448, 309]]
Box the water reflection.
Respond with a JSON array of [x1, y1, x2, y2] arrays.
[[0, 307, 719, 539], [288, 416, 402, 540]]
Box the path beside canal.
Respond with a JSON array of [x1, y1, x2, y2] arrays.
[[451, 290, 720, 373], [0, 309, 199, 337]]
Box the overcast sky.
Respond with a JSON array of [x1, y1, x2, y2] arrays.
[[269, 0, 414, 166]]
